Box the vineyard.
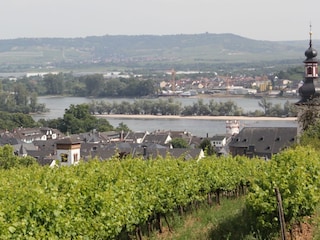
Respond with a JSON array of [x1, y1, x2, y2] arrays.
[[0, 146, 319, 239]]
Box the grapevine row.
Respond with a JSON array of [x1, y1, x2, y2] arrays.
[[0, 154, 259, 239]]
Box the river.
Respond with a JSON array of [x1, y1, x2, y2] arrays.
[[33, 96, 298, 137]]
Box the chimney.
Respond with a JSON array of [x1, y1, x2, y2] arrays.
[[142, 145, 147, 157]]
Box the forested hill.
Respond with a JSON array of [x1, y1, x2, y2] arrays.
[[0, 33, 316, 72]]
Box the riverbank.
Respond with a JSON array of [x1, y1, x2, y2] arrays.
[[97, 114, 297, 121]]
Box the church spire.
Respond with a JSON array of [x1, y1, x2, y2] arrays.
[[309, 23, 312, 48], [297, 25, 318, 103]]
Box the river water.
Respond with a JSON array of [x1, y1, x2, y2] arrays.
[[33, 96, 298, 137]]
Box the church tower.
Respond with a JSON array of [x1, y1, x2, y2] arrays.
[[296, 25, 320, 135], [298, 25, 318, 102], [56, 137, 81, 166]]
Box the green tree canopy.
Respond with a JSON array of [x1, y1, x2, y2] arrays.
[[81, 74, 104, 97], [170, 138, 189, 148], [299, 119, 320, 149], [45, 104, 115, 134], [115, 122, 130, 132], [0, 112, 38, 130], [0, 145, 36, 169], [43, 73, 64, 95], [199, 138, 216, 156]]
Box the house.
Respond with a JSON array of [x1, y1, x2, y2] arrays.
[[11, 127, 64, 143], [124, 131, 148, 143], [228, 127, 297, 159], [210, 135, 227, 148], [0, 131, 22, 145], [99, 131, 124, 142], [80, 142, 118, 161], [1, 127, 205, 165], [39, 127, 62, 140], [142, 147, 205, 161], [210, 134, 230, 156], [27, 139, 58, 163], [13, 143, 38, 157], [56, 137, 81, 166], [142, 132, 172, 146], [188, 136, 203, 149]]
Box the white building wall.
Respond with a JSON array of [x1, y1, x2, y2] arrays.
[[57, 147, 80, 166]]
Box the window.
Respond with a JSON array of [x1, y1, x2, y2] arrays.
[[73, 153, 79, 162], [60, 153, 68, 162]]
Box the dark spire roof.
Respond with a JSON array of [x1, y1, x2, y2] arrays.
[[304, 24, 318, 62]]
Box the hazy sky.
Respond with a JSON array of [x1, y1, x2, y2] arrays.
[[1, 0, 320, 41]]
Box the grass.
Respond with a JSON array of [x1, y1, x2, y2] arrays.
[[147, 197, 261, 240], [144, 197, 320, 240]]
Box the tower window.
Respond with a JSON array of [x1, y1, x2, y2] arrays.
[[60, 153, 68, 162], [73, 153, 79, 162]]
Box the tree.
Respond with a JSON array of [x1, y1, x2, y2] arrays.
[[43, 73, 64, 95], [284, 100, 297, 117], [137, 80, 155, 96], [95, 118, 115, 132], [14, 84, 28, 106], [55, 104, 115, 134], [102, 79, 126, 97], [81, 74, 104, 97], [0, 112, 38, 130], [297, 98, 320, 131], [199, 138, 216, 156], [258, 97, 272, 116], [115, 122, 130, 132], [0, 145, 36, 169], [299, 119, 320, 149], [170, 138, 189, 148]]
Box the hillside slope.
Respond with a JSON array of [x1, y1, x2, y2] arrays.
[[0, 33, 314, 72]]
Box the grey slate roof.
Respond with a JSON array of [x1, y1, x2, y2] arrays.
[[229, 127, 297, 158], [143, 134, 170, 145], [56, 137, 81, 145], [211, 134, 226, 141]]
